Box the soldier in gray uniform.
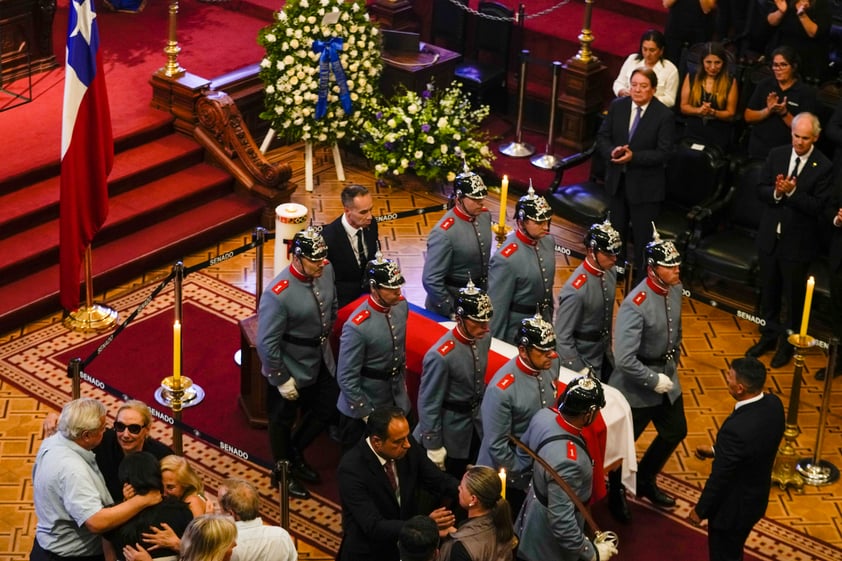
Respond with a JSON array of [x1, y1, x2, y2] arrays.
[[422, 167, 492, 318], [414, 279, 493, 478], [609, 228, 685, 509], [555, 219, 622, 381], [257, 227, 339, 500], [514, 376, 618, 561], [477, 313, 559, 514], [336, 252, 410, 450], [488, 184, 556, 344], [554, 218, 632, 522]]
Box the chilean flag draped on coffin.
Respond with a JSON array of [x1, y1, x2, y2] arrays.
[[60, 0, 114, 311]]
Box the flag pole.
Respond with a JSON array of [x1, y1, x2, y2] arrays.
[[63, 246, 118, 332]]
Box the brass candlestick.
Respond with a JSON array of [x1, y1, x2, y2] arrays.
[[155, 375, 204, 456], [771, 332, 816, 491], [156, 375, 204, 411], [492, 222, 511, 248], [574, 0, 598, 64], [159, 0, 185, 78]]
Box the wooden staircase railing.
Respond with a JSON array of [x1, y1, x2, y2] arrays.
[[151, 68, 296, 228]]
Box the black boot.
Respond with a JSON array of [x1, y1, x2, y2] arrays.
[[607, 469, 631, 523], [291, 448, 321, 483]]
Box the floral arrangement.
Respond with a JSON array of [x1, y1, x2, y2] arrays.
[[257, 0, 382, 146], [360, 82, 494, 184]]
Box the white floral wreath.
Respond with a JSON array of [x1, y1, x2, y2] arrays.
[[258, 0, 382, 146]]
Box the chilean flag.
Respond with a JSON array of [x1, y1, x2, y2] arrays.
[[59, 0, 114, 311]]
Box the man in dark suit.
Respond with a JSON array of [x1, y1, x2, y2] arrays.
[[597, 66, 674, 283], [321, 184, 380, 308], [689, 356, 785, 561], [745, 112, 832, 369], [337, 406, 459, 561]]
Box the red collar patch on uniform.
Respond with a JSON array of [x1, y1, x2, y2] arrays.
[[272, 280, 289, 294], [497, 373, 516, 390], [453, 205, 473, 222], [438, 340, 456, 356], [501, 243, 519, 258], [515, 229, 538, 246], [352, 309, 371, 325], [440, 217, 456, 230], [567, 440, 578, 460], [633, 291, 647, 306], [572, 273, 588, 290]]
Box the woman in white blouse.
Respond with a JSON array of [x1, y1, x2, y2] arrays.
[[613, 29, 679, 108]]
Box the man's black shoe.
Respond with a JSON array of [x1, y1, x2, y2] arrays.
[[637, 482, 676, 509], [815, 367, 842, 381], [608, 486, 632, 523], [286, 478, 311, 500], [746, 337, 776, 358], [770, 342, 794, 369], [291, 458, 321, 483]]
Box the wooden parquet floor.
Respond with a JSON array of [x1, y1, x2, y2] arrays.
[[2, 143, 841, 558]]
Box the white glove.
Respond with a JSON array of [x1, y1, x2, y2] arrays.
[[595, 540, 618, 560], [278, 377, 299, 400], [654, 373, 674, 394], [427, 447, 447, 470]]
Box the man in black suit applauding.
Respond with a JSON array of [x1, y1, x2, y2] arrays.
[[597, 66, 674, 282], [321, 184, 380, 308], [337, 406, 459, 561], [745, 112, 832, 369], [689, 356, 785, 561]]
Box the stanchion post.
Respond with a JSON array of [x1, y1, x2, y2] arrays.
[[796, 337, 841, 485], [499, 50, 535, 158], [156, 262, 205, 447], [253, 227, 267, 313], [531, 61, 562, 169], [275, 460, 291, 530], [68, 358, 82, 400], [771, 332, 816, 490]]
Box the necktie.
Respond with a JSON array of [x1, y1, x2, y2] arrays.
[[629, 105, 642, 140], [791, 157, 801, 178], [384, 460, 398, 494], [356, 229, 366, 270]]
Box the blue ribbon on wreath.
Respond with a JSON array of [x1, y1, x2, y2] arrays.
[[312, 37, 353, 120]]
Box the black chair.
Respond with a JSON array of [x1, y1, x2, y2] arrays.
[[686, 159, 765, 289], [545, 140, 609, 227], [431, 0, 468, 54], [658, 140, 729, 254], [453, 1, 514, 112]]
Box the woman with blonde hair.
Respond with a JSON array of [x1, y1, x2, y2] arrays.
[[123, 514, 237, 561], [160, 455, 212, 518], [439, 466, 515, 561], [679, 42, 738, 151]]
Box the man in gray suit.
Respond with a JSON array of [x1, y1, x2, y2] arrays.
[[610, 230, 685, 509]]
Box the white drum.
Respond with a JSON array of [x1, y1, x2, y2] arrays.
[[274, 203, 309, 276]]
